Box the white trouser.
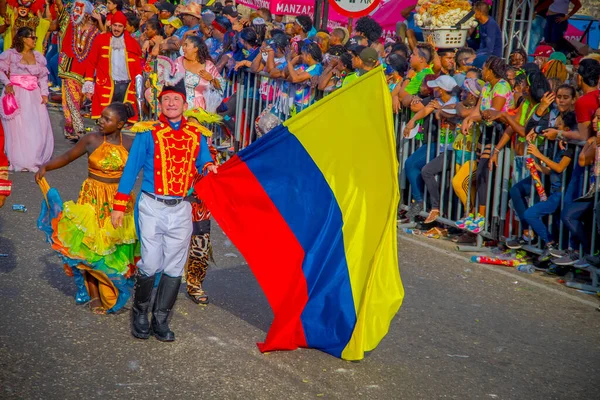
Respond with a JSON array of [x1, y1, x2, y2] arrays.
[[137, 193, 192, 277]]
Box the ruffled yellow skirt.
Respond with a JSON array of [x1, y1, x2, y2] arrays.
[[40, 178, 139, 313]]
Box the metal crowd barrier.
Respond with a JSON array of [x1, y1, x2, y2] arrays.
[[221, 70, 599, 268]]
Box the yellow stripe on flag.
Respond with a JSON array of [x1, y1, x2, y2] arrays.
[[284, 67, 404, 360]]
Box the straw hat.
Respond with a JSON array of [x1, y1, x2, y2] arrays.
[[179, 2, 202, 19]]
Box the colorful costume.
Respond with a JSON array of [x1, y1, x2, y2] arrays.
[[0, 124, 12, 197], [0, 49, 53, 172], [3, 0, 50, 53], [117, 100, 214, 341], [183, 110, 221, 302], [83, 12, 142, 123], [37, 135, 138, 313], [58, 0, 100, 140]]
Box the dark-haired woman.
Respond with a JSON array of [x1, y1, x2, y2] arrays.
[[141, 18, 164, 60], [36, 102, 138, 315], [104, 0, 124, 32], [286, 41, 323, 112], [0, 27, 53, 172], [177, 36, 224, 111], [487, 72, 552, 179]]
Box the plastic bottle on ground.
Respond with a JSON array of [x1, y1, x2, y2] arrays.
[[517, 264, 535, 274]]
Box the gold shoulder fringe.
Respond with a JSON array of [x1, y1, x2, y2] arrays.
[[187, 121, 213, 137], [183, 108, 223, 125], [130, 121, 158, 132]]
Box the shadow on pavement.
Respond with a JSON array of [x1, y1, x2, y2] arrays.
[[0, 217, 16, 273], [39, 253, 75, 299], [204, 263, 272, 333]]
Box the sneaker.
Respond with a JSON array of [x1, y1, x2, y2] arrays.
[[466, 214, 485, 234], [538, 244, 557, 263], [406, 202, 423, 221], [505, 235, 537, 250], [573, 258, 590, 269], [456, 213, 474, 229], [550, 247, 568, 258], [552, 249, 580, 266]]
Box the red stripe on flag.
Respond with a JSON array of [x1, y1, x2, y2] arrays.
[[196, 155, 308, 351]]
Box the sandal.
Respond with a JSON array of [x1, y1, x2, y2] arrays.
[[424, 209, 440, 224], [424, 227, 448, 239], [187, 290, 209, 305], [88, 298, 106, 315]]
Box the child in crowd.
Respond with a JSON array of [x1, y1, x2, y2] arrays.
[[507, 130, 574, 260]]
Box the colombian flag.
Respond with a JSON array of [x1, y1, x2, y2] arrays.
[[197, 67, 404, 360]]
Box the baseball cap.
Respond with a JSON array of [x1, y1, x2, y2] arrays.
[[156, 1, 175, 14], [351, 45, 367, 57], [223, 5, 238, 18], [359, 47, 379, 64], [549, 51, 567, 64], [161, 16, 183, 29], [202, 9, 216, 25], [427, 75, 458, 92], [463, 78, 484, 97], [346, 35, 367, 52], [530, 45, 553, 58]]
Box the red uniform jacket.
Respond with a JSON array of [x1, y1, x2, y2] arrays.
[[84, 32, 142, 122]]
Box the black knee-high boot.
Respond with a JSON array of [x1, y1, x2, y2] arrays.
[[151, 274, 181, 342], [131, 273, 155, 340]]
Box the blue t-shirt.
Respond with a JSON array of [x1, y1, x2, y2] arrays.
[[477, 18, 503, 58], [293, 63, 323, 111], [175, 25, 201, 40], [550, 146, 574, 193]]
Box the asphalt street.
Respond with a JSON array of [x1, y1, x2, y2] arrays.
[[0, 109, 599, 400]]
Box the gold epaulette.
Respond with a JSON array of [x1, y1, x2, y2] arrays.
[[183, 108, 223, 125], [130, 121, 159, 133], [187, 121, 213, 137]]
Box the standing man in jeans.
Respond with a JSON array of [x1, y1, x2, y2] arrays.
[[544, 0, 581, 47], [83, 11, 142, 123]]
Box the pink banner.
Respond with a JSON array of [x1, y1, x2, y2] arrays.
[[371, 0, 417, 38], [236, 0, 350, 27]]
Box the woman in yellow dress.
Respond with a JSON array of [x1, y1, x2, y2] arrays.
[[36, 102, 138, 314]]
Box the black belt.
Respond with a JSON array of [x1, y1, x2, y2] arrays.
[[114, 80, 130, 84], [143, 191, 184, 206]]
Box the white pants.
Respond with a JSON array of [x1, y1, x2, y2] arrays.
[[137, 193, 192, 277]]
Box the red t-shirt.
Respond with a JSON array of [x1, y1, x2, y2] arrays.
[[575, 89, 600, 123]]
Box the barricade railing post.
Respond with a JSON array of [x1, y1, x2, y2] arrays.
[[422, 114, 434, 213], [447, 133, 457, 221], [483, 127, 497, 236], [499, 128, 512, 242], [234, 71, 245, 151], [248, 72, 259, 145], [439, 124, 451, 219]]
